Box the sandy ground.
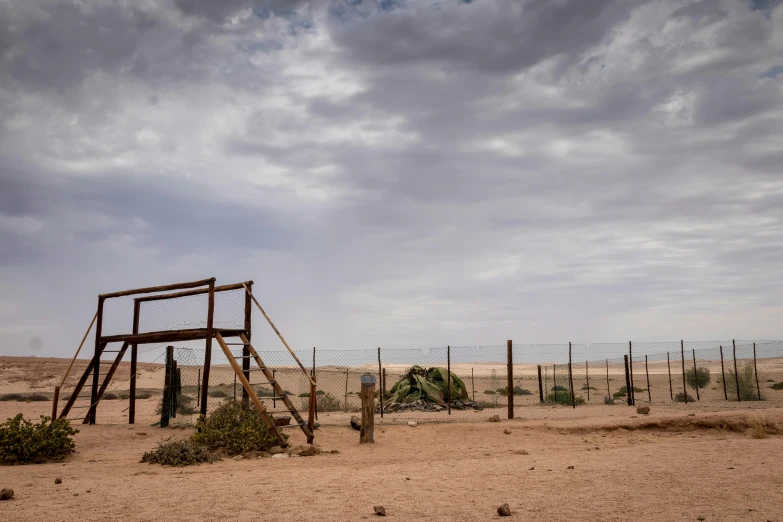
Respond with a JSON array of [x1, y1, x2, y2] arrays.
[[1, 400, 782, 521]]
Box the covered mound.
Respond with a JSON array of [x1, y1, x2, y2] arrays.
[[382, 366, 482, 412]]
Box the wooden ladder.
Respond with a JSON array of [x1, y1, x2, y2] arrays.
[[215, 332, 314, 445]]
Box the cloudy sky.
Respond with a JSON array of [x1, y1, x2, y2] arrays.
[[1, 0, 782, 358]]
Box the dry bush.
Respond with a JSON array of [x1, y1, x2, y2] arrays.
[[140, 438, 218, 466], [747, 416, 768, 439]]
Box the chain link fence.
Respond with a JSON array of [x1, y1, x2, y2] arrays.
[[150, 340, 783, 426]]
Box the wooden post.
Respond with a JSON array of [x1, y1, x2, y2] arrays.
[[308, 377, 316, 433], [552, 364, 558, 403], [129, 300, 139, 424], [344, 368, 349, 412], [623, 355, 632, 406], [568, 342, 576, 409], [585, 360, 590, 402], [605, 359, 610, 402], [51, 386, 60, 420], [200, 278, 216, 417], [628, 341, 635, 406], [272, 369, 277, 408], [89, 297, 105, 424], [667, 352, 673, 400], [732, 339, 741, 402], [507, 340, 513, 419], [359, 374, 375, 444], [471, 368, 475, 402], [313, 347, 318, 421], [377, 347, 383, 418], [382, 368, 388, 410], [691, 349, 700, 401], [233, 372, 237, 402], [680, 340, 688, 404], [753, 342, 761, 401], [447, 345, 452, 415], [242, 282, 253, 408], [719, 346, 728, 400], [196, 368, 201, 408], [161, 346, 174, 428], [645, 355, 651, 402], [537, 365, 544, 403]]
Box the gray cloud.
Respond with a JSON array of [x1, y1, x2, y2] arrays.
[[0, 0, 782, 358]]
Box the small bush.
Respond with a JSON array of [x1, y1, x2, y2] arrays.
[[496, 386, 533, 396], [208, 390, 228, 398], [747, 416, 768, 439], [726, 362, 762, 401], [192, 400, 284, 455], [685, 367, 711, 390], [581, 385, 597, 391], [136, 392, 153, 400], [546, 391, 586, 406], [256, 387, 274, 397], [551, 385, 569, 392], [0, 394, 24, 402], [316, 392, 341, 412], [484, 390, 496, 395], [298, 392, 309, 398], [770, 382, 783, 390], [674, 392, 695, 403], [0, 414, 78, 464], [140, 438, 219, 466], [28, 394, 49, 402], [176, 395, 198, 415], [604, 396, 616, 405], [102, 393, 120, 400]]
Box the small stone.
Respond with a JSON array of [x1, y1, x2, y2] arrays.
[[528, 466, 535, 470], [271, 453, 289, 459], [86, 490, 91, 493], [407, 421, 418, 427], [73, 493, 79, 497], [636, 406, 650, 415], [55, 478, 62, 485], [268, 446, 285, 455], [405, 477, 410, 480], [297, 445, 320, 457], [567, 466, 574, 469], [697, 517, 705, 521], [503, 428, 511, 435], [232, 455, 244, 461], [688, 413, 696, 417], [515, 450, 529, 455], [488, 415, 501, 423], [374, 505, 386, 516], [330, 450, 340, 454], [313, 421, 320, 430], [497, 503, 511, 516], [350, 416, 361, 431], [0, 488, 14, 501]]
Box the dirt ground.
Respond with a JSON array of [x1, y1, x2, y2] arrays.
[[1, 400, 782, 522]]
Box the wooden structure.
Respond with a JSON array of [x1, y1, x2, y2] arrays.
[[359, 374, 375, 444], [54, 278, 316, 445]]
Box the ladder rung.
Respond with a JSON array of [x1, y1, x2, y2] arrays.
[[225, 342, 251, 345], [268, 409, 297, 414], [278, 423, 306, 428], [102, 350, 123, 353], [233, 355, 255, 359]]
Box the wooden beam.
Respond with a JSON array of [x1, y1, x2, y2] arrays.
[[129, 301, 139, 425], [83, 342, 129, 424], [58, 312, 97, 389], [201, 279, 216, 416], [133, 281, 252, 303], [88, 297, 105, 424], [99, 278, 215, 299], [59, 352, 98, 419], [100, 328, 245, 345]]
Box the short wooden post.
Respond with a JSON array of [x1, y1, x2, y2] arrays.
[[645, 355, 651, 402], [605, 359, 610, 401], [623, 355, 632, 406], [344, 368, 350, 412], [360, 374, 375, 444], [691, 349, 700, 401], [680, 340, 688, 404], [666, 352, 673, 400], [507, 340, 513, 419], [129, 300, 139, 424], [51, 386, 60, 420], [537, 365, 544, 403], [732, 339, 740, 402], [313, 347, 318, 421], [719, 346, 728, 400], [568, 342, 576, 408], [585, 360, 590, 402], [753, 342, 761, 401], [471, 368, 475, 402], [628, 341, 635, 406], [447, 345, 452, 415], [377, 347, 383, 418]]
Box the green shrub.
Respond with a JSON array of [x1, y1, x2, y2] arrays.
[[176, 395, 198, 415], [316, 392, 341, 412], [685, 367, 711, 390], [208, 390, 228, 398], [28, 394, 49, 402], [581, 386, 597, 391], [0, 394, 24, 402], [674, 392, 695, 403], [484, 390, 496, 395], [102, 393, 120, 400], [496, 386, 533, 396], [612, 390, 627, 399], [192, 400, 285, 455], [770, 382, 783, 390], [136, 392, 153, 399], [546, 391, 585, 406], [604, 396, 616, 405], [0, 414, 78, 464], [551, 385, 568, 392], [140, 438, 218, 466], [766, 379, 775, 383], [256, 387, 274, 397], [298, 392, 309, 398], [726, 362, 762, 401]]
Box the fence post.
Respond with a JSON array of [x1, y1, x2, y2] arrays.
[[313, 347, 318, 421], [447, 345, 452, 416], [196, 368, 201, 408], [88, 296, 105, 424], [129, 300, 139, 425], [242, 282, 253, 408], [553, 364, 558, 403], [377, 347, 383, 418], [585, 360, 590, 402], [679, 340, 688, 404], [272, 369, 276, 408], [360, 374, 375, 444], [623, 355, 632, 406], [719, 346, 728, 400], [732, 339, 740, 402], [537, 365, 544, 403], [667, 352, 673, 400], [691, 349, 700, 401], [507, 340, 513, 419], [200, 278, 216, 417], [51, 386, 60, 420], [568, 342, 576, 409], [605, 359, 610, 402], [645, 355, 651, 402], [344, 368, 349, 412], [161, 345, 174, 428], [471, 368, 475, 402], [233, 372, 237, 402], [308, 375, 316, 433], [628, 341, 635, 406], [753, 342, 762, 401]]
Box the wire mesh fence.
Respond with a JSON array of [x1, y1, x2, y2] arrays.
[[147, 339, 783, 426]]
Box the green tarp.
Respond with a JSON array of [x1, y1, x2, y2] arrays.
[[387, 365, 469, 406]]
